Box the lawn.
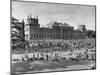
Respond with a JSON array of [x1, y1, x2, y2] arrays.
[[11, 59, 92, 74]]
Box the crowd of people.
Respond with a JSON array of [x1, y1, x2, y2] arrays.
[[28, 39, 95, 52], [12, 39, 95, 62], [12, 38, 96, 70]]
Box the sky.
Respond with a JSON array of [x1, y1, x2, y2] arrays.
[[12, 0, 96, 30]]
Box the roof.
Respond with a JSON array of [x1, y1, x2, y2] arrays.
[[46, 21, 73, 28]]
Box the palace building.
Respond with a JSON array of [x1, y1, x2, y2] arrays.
[[25, 15, 87, 40]]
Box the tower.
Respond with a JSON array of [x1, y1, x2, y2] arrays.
[[35, 16, 39, 24], [25, 14, 40, 41], [78, 25, 86, 31], [26, 14, 39, 26], [22, 19, 25, 41]]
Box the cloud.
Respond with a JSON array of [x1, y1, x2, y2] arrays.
[[12, 1, 95, 30]]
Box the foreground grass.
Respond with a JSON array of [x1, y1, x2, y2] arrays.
[[11, 59, 92, 74]]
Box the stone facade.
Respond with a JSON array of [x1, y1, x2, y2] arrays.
[[25, 15, 87, 40]]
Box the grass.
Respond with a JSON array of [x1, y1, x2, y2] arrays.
[[11, 59, 91, 74]]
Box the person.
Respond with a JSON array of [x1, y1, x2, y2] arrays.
[[22, 56, 25, 61], [27, 63, 33, 70]]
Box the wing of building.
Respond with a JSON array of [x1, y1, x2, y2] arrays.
[[24, 15, 88, 40], [25, 15, 87, 40]]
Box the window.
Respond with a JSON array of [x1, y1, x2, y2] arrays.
[[34, 34, 36, 38], [39, 34, 41, 38], [36, 34, 38, 38], [41, 34, 43, 38]]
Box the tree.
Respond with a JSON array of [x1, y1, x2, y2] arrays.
[[11, 17, 25, 49], [87, 30, 96, 38]]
